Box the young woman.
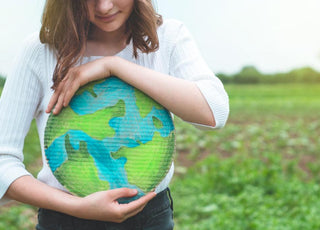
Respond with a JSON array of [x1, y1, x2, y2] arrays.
[[0, 0, 229, 229]]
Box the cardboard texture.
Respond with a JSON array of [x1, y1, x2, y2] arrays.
[[44, 76, 175, 201]]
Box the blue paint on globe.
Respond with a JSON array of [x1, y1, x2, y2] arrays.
[[44, 77, 175, 201]]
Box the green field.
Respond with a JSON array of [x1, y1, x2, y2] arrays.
[[0, 84, 320, 230], [171, 84, 320, 230]]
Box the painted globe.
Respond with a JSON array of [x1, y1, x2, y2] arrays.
[[44, 76, 175, 201]]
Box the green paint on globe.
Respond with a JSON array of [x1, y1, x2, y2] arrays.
[[44, 76, 175, 199], [111, 132, 175, 192], [134, 89, 163, 118], [54, 135, 110, 197], [45, 100, 125, 147]]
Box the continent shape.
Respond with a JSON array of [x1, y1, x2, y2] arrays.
[[54, 134, 110, 197], [45, 100, 125, 147], [111, 131, 175, 192], [44, 76, 175, 200]]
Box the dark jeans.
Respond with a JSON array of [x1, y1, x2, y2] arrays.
[[36, 188, 174, 230]]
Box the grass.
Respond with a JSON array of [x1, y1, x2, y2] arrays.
[[171, 155, 320, 230], [171, 83, 320, 230], [0, 87, 42, 230], [227, 84, 320, 119], [0, 83, 320, 229]]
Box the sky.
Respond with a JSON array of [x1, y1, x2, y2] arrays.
[[1, 0, 320, 76]]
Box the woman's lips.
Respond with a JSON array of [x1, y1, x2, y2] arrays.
[[96, 12, 119, 22]]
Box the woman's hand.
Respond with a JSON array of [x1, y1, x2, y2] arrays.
[[76, 188, 156, 222], [46, 57, 115, 115], [47, 55, 216, 126], [7, 176, 156, 223]]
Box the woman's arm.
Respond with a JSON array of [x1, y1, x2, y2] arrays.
[[0, 34, 155, 222], [112, 57, 216, 127], [6, 175, 156, 222], [47, 56, 216, 127]]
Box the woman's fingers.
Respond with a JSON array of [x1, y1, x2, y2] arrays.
[[118, 192, 157, 219], [46, 75, 81, 114], [108, 188, 138, 200], [108, 188, 156, 220], [63, 80, 81, 107], [46, 94, 57, 113], [79, 188, 156, 222], [46, 57, 112, 115], [46, 83, 63, 113], [52, 92, 66, 115], [120, 203, 146, 221]]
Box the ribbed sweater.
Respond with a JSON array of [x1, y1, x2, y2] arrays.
[[0, 19, 229, 204]]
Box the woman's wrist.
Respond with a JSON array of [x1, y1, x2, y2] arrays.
[[56, 193, 84, 218], [105, 55, 120, 77], [6, 175, 83, 217]]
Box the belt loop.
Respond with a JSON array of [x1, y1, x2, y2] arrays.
[[166, 188, 174, 211]]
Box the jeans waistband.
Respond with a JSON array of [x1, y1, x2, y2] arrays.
[[37, 188, 173, 230], [142, 188, 173, 215], [39, 187, 173, 219]]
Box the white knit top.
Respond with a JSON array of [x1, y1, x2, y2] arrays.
[[0, 19, 229, 204]]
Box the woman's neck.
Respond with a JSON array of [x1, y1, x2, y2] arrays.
[[86, 25, 129, 57]]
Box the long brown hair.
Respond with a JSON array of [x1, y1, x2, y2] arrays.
[[40, 0, 163, 89]]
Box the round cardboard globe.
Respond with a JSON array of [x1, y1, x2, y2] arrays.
[[44, 76, 175, 202]]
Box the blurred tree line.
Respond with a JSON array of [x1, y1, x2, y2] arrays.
[[217, 66, 320, 84]]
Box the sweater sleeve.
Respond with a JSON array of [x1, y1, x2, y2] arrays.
[[0, 34, 43, 203], [168, 21, 229, 129]]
